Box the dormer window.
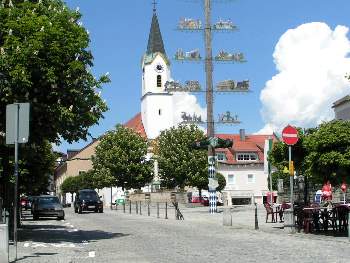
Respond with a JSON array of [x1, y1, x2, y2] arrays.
[[157, 75, 162, 87], [216, 152, 227, 162], [236, 153, 258, 161]]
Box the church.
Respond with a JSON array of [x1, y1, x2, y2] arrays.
[[55, 7, 275, 206]]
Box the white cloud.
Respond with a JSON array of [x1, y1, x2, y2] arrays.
[[259, 22, 350, 134], [172, 93, 206, 127]]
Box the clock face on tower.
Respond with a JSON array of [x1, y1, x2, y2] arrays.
[[154, 63, 164, 73]]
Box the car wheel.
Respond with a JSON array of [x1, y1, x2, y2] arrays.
[[99, 208, 103, 213]]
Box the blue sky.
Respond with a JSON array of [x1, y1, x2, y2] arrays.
[[60, 0, 350, 152]]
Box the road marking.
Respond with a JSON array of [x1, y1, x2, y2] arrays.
[[23, 242, 82, 249], [88, 251, 95, 258]]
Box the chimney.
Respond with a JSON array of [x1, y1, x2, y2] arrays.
[[239, 129, 246, 141]]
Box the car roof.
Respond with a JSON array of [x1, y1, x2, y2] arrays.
[[79, 189, 97, 192]]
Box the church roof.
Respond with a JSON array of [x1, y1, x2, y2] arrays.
[[124, 113, 147, 138], [146, 12, 166, 56]]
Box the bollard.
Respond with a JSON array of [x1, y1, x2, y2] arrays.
[[223, 207, 232, 226], [139, 201, 142, 215], [255, 203, 259, 230], [129, 201, 132, 214], [148, 203, 150, 216], [123, 202, 125, 213], [157, 203, 159, 218], [136, 201, 138, 214], [115, 203, 118, 212], [283, 209, 295, 234], [165, 202, 168, 219]]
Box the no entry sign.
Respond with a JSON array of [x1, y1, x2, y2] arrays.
[[282, 125, 298, 145]]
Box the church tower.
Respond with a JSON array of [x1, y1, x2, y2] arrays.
[[141, 6, 174, 140]]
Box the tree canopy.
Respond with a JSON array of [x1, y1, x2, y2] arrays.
[[0, 0, 109, 144], [269, 121, 350, 186], [155, 124, 207, 189], [92, 125, 153, 190]]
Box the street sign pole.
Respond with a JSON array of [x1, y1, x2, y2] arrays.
[[6, 102, 30, 262], [13, 104, 19, 261], [289, 146, 294, 231]]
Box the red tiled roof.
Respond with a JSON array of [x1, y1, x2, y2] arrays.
[[124, 113, 147, 138], [216, 134, 278, 165]]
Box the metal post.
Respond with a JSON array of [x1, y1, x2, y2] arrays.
[[14, 103, 19, 261], [129, 201, 131, 214], [148, 202, 150, 216], [123, 202, 125, 213], [255, 203, 259, 230], [139, 201, 142, 215], [289, 146, 295, 232], [136, 201, 138, 214], [157, 202, 159, 218], [110, 187, 113, 210], [165, 202, 168, 219]]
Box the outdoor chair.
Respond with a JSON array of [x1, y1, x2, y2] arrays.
[[264, 203, 277, 223]]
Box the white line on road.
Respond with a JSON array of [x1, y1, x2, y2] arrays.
[[88, 251, 95, 258], [23, 242, 30, 248]]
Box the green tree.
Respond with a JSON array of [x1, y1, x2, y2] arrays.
[[304, 120, 350, 185], [92, 125, 153, 190], [216, 172, 226, 192], [0, 0, 109, 144], [155, 124, 207, 189], [0, 0, 109, 205]]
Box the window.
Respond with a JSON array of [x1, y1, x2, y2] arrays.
[[247, 174, 255, 183], [228, 174, 235, 184], [236, 153, 258, 161], [78, 170, 86, 175], [159, 109, 162, 115], [216, 152, 226, 161], [157, 75, 162, 87]]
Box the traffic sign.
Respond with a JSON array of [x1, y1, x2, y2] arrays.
[[282, 125, 298, 145], [6, 103, 30, 145]]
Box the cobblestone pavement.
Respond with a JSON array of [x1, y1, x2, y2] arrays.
[[8, 205, 350, 263]]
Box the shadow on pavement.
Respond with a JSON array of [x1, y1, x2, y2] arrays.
[[16, 253, 58, 262], [18, 223, 129, 243]]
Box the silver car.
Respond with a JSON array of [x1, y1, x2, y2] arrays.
[[32, 195, 65, 220]]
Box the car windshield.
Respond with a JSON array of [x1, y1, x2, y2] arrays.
[[38, 197, 60, 204], [80, 192, 99, 201]]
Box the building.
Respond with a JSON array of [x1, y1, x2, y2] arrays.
[[216, 130, 277, 205], [332, 95, 350, 120]]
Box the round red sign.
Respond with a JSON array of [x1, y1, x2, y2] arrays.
[[282, 125, 298, 145]]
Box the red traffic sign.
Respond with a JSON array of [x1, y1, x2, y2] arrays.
[[282, 125, 298, 145]]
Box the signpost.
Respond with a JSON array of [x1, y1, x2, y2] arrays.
[[282, 125, 298, 233], [6, 103, 30, 262]]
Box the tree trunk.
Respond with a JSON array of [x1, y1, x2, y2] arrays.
[[199, 188, 202, 201]]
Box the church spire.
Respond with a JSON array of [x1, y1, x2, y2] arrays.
[[146, 2, 166, 56]]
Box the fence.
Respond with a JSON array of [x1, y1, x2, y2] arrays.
[[113, 201, 184, 220]]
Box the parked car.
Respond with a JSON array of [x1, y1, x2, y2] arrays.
[[32, 195, 65, 220], [191, 196, 209, 206], [74, 189, 103, 214]]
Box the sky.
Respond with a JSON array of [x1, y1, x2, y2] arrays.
[[59, 0, 350, 152]]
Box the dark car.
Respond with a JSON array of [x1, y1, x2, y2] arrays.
[[74, 189, 103, 214], [32, 195, 65, 220]]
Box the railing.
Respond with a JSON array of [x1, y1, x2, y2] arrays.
[[113, 201, 184, 220]]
